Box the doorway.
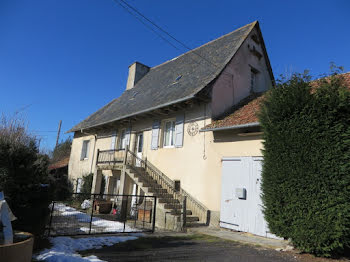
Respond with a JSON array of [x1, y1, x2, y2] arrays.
[[135, 132, 143, 167], [220, 157, 270, 237]]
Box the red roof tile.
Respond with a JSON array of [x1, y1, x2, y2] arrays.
[[204, 72, 350, 130], [48, 157, 70, 170]]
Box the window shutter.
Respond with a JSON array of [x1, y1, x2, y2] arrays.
[[85, 141, 90, 158], [125, 128, 131, 148], [175, 114, 184, 148], [80, 144, 85, 160], [110, 131, 117, 150], [151, 120, 160, 150]]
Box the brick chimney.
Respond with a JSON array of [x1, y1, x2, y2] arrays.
[[126, 62, 150, 90]]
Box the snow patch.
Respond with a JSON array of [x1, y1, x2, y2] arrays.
[[35, 235, 138, 262], [52, 203, 140, 232]]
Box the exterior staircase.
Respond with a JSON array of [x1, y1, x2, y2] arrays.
[[96, 148, 209, 231], [124, 151, 209, 231], [126, 166, 199, 227]]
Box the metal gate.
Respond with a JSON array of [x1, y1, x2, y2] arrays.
[[220, 157, 270, 237], [46, 193, 156, 236]]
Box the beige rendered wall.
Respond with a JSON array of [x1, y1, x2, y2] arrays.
[[68, 105, 263, 211], [142, 105, 263, 211], [68, 131, 118, 186], [211, 27, 273, 118], [68, 133, 95, 184]]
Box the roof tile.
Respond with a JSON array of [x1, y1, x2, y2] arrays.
[[204, 72, 350, 130]]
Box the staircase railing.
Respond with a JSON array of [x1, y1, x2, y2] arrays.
[[125, 148, 209, 225], [126, 150, 183, 209]]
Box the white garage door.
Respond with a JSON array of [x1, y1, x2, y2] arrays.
[[220, 157, 270, 237]]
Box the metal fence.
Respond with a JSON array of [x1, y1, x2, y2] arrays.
[[46, 193, 157, 236]]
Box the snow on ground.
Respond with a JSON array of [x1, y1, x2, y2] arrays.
[[52, 203, 140, 232], [35, 235, 139, 262]]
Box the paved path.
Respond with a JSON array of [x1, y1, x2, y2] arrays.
[[80, 234, 299, 262], [188, 226, 289, 249]]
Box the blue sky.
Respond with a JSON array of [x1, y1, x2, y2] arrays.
[[0, 0, 349, 151]]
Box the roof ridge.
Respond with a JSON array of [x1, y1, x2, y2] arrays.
[[150, 21, 257, 70], [67, 21, 261, 133]]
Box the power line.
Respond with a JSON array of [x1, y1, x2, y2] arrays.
[[112, 0, 181, 51], [113, 0, 229, 75]]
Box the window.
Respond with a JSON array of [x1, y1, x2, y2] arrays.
[[119, 129, 126, 149], [250, 67, 258, 92], [137, 133, 143, 153], [80, 140, 90, 160], [163, 120, 175, 147]]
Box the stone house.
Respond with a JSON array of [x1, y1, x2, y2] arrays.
[[67, 21, 275, 234]]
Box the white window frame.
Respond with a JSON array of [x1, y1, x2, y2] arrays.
[[81, 140, 90, 160], [118, 129, 127, 150], [162, 119, 175, 148]]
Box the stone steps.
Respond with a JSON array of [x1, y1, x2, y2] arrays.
[[126, 166, 203, 229]]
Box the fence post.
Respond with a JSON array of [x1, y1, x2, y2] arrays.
[[48, 202, 55, 237], [89, 194, 95, 234], [182, 196, 187, 231], [152, 196, 157, 233]]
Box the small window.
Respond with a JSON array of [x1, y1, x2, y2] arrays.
[[137, 134, 143, 153], [119, 129, 127, 150], [81, 140, 90, 160], [250, 67, 259, 92], [163, 120, 175, 147]]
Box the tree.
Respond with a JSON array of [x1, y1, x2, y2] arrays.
[[51, 137, 72, 162], [0, 115, 52, 235], [259, 70, 350, 256]]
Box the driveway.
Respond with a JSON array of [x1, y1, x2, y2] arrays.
[[79, 234, 300, 261]]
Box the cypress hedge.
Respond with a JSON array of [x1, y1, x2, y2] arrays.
[[259, 72, 350, 256]]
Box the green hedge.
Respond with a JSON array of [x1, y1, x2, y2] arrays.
[[259, 73, 350, 256]]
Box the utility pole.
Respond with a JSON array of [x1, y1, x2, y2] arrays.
[[55, 120, 62, 148]]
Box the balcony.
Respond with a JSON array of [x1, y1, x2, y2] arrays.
[[96, 149, 125, 166]]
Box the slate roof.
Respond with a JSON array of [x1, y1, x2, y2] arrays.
[[203, 72, 350, 131], [68, 21, 260, 132]]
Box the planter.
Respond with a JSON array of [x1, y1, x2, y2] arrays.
[[0, 232, 34, 262], [93, 200, 112, 214]]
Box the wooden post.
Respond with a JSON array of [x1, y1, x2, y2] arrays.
[[55, 120, 62, 148]]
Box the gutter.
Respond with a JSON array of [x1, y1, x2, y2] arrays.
[[200, 122, 260, 132]]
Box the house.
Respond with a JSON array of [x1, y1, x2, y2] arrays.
[[67, 21, 275, 234], [49, 157, 70, 176]]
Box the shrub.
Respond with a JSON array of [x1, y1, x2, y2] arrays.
[[259, 71, 350, 256], [81, 173, 94, 195], [48, 173, 73, 201], [0, 115, 52, 235]]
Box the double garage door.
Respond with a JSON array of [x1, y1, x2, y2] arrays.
[[220, 157, 271, 238]]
